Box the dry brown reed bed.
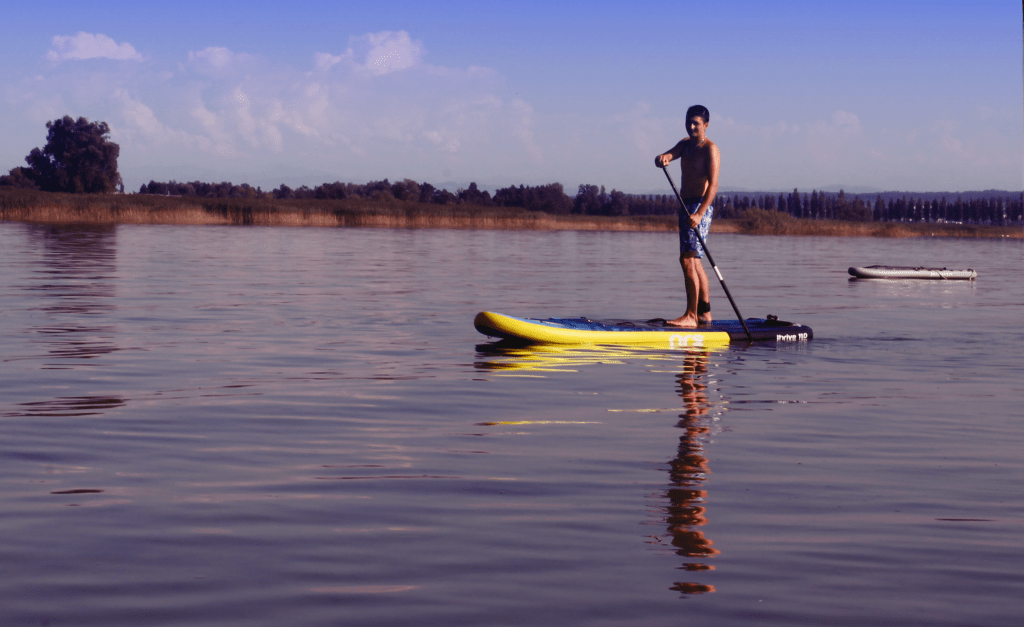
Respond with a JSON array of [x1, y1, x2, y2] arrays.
[[0, 190, 676, 232], [1, 190, 1019, 238]]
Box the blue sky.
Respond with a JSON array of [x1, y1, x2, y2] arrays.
[[2, 0, 1021, 193]]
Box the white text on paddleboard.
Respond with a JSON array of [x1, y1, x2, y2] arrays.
[[669, 334, 704, 349], [776, 333, 809, 342]]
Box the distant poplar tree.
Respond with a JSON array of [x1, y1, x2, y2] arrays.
[[789, 189, 801, 217]]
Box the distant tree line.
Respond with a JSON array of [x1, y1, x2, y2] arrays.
[[136, 178, 1024, 226], [735, 188, 1024, 226], [604, 188, 1022, 226], [138, 178, 461, 204], [3, 116, 1021, 226], [137, 178, 572, 210]]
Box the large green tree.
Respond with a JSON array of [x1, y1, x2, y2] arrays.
[[4, 116, 121, 193]]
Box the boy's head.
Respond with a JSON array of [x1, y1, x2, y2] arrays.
[[686, 104, 710, 125]]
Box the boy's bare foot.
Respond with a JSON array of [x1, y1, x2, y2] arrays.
[[666, 315, 699, 328]]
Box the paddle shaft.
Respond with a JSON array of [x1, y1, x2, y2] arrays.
[[661, 166, 752, 340]]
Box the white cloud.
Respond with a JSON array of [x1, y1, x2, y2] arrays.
[[313, 52, 346, 72], [112, 89, 206, 154], [189, 102, 239, 157], [509, 99, 542, 163], [187, 47, 260, 77], [46, 32, 142, 62], [832, 110, 860, 127], [425, 130, 460, 153], [117, 90, 172, 139], [190, 47, 235, 70], [350, 31, 424, 76], [310, 31, 425, 77], [57, 30, 528, 183]]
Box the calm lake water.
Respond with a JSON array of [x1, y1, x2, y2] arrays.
[[1, 222, 1021, 627]]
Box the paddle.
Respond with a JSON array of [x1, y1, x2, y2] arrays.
[[660, 165, 752, 341]]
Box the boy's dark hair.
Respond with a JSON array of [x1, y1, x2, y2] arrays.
[[686, 104, 710, 123]]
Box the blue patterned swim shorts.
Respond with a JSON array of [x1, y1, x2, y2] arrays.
[[679, 199, 713, 258]]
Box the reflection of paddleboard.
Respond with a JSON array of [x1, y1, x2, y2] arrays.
[[474, 311, 812, 347], [848, 265, 976, 280]]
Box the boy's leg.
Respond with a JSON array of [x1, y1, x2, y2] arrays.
[[668, 253, 701, 328], [695, 261, 711, 323], [670, 203, 712, 327]]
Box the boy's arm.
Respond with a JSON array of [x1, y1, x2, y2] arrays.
[[654, 140, 686, 168]]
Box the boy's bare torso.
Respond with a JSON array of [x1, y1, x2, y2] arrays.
[[672, 137, 716, 199]]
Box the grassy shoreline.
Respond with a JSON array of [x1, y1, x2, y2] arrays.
[[1, 189, 1020, 238]]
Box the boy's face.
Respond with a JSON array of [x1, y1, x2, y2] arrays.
[[687, 115, 708, 139]]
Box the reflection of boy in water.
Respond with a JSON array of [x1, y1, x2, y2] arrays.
[[667, 351, 718, 595], [655, 105, 720, 328]]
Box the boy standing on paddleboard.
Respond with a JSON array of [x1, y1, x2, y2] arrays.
[[655, 104, 720, 328]]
